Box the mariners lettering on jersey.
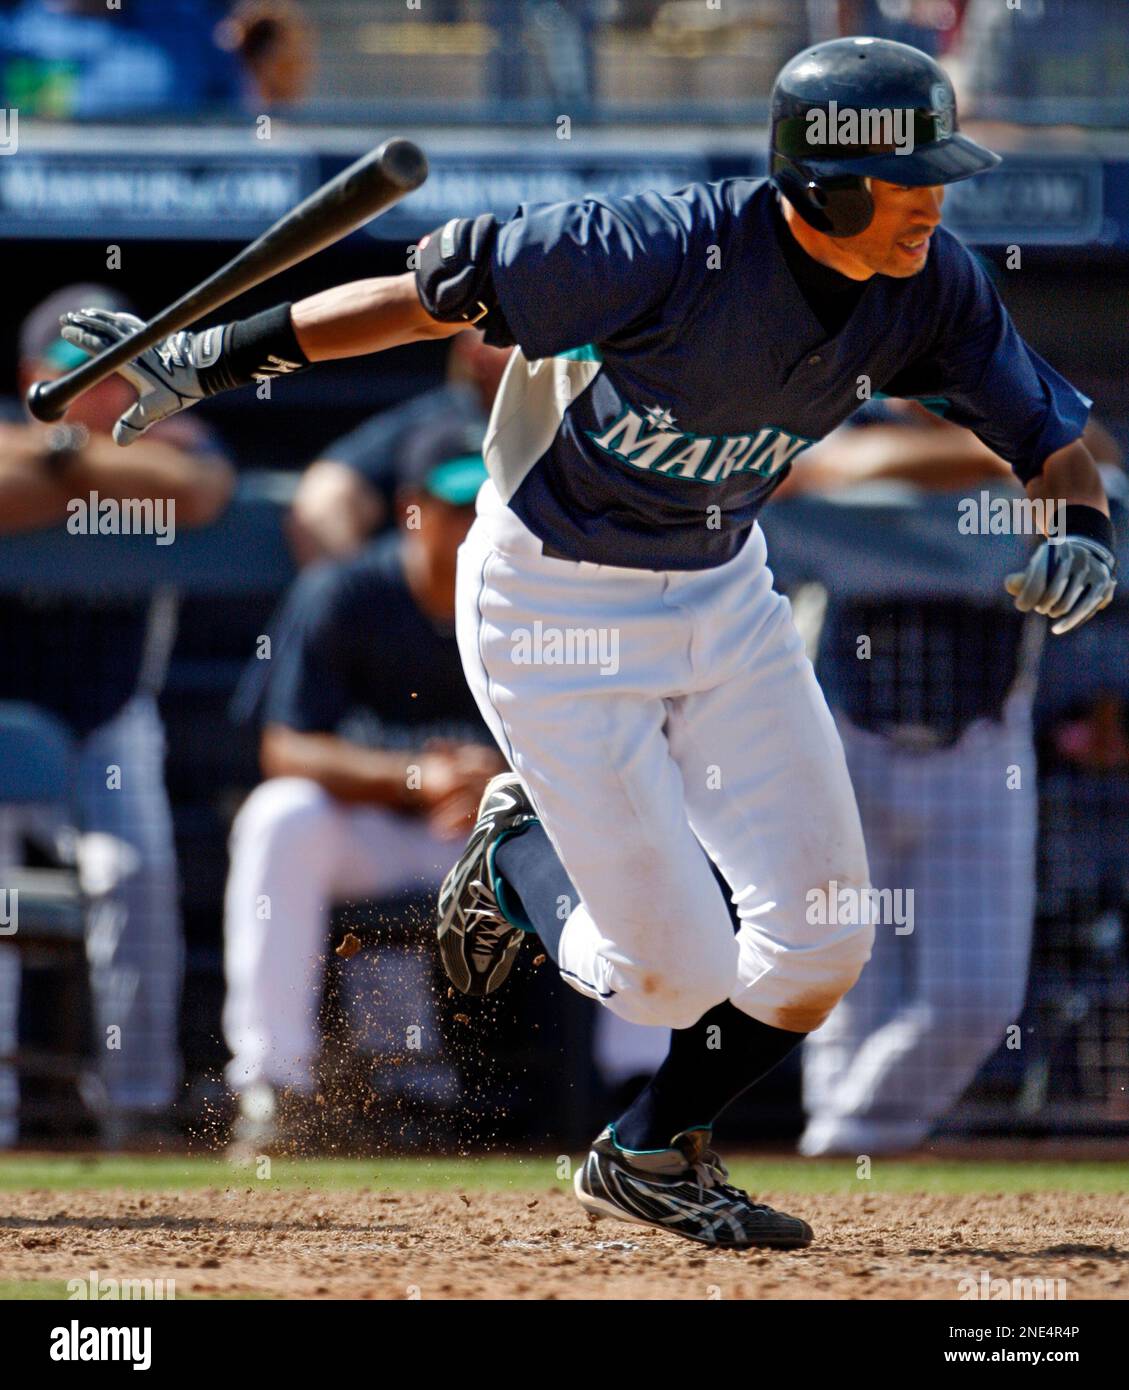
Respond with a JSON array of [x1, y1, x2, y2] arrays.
[[588, 403, 813, 484]]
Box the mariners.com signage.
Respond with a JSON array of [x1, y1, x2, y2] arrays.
[[0, 144, 1110, 245], [0, 151, 309, 238]]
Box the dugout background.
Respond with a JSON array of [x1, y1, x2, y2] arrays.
[[1, 0, 1127, 1147]]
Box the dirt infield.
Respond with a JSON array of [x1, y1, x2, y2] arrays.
[[3, 1185, 1126, 1300]]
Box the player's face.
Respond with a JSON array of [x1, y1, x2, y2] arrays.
[[400, 489, 477, 585], [844, 180, 945, 277], [451, 332, 513, 411]]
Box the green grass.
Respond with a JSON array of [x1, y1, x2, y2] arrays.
[[0, 1280, 78, 1300], [0, 1279, 270, 1301], [0, 1153, 1124, 1195]]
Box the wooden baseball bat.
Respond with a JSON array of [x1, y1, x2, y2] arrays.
[[26, 137, 428, 423]]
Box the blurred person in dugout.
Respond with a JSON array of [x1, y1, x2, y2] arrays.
[[0, 284, 234, 1146], [0, 1, 235, 118], [776, 400, 1122, 1156], [953, 0, 1129, 115], [286, 330, 511, 566], [223, 420, 506, 1146], [820, 3, 955, 55], [0, 1, 315, 119], [213, 0, 318, 108]]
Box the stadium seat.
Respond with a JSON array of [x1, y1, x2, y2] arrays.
[[0, 703, 93, 1139]]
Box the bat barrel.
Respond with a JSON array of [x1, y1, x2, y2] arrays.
[[25, 379, 68, 424], [26, 340, 141, 422], [25, 138, 428, 424], [378, 137, 429, 191]]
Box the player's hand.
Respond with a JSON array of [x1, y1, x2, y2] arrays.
[[1005, 536, 1117, 635], [414, 744, 507, 835], [427, 788, 484, 840], [59, 308, 220, 447], [416, 744, 506, 802]]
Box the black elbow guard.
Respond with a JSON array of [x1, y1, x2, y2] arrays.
[[416, 213, 516, 349]]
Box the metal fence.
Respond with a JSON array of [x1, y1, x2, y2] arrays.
[[2, 0, 1128, 127]]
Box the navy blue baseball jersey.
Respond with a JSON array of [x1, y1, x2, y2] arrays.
[[262, 536, 489, 749], [485, 178, 1090, 570]]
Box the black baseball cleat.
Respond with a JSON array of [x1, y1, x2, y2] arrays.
[[437, 771, 539, 996], [574, 1126, 814, 1250]]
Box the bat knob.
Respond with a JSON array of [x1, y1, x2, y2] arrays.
[[378, 138, 429, 192], [26, 379, 66, 423]]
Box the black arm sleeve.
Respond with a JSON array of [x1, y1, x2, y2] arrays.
[[415, 213, 516, 349]]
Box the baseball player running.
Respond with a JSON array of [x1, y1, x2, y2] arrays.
[[60, 38, 1116, 1249]]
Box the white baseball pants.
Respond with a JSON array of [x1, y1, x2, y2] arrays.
[[456, 481, 873, 1033], [223, 777, 453, 1093]]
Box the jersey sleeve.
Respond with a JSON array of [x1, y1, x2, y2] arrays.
[[491, 189, 691, 361], [882, 238, 1091, 483], [262, 563, 355, 734]]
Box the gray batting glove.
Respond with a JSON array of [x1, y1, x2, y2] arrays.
[[1005, 537, 1116, 635], [59, 307, 226, 447]]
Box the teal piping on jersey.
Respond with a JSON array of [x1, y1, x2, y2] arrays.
[[872, 390, 951, 418], [607, 1123, 714, 1156], [556, 344, 603, 362], [488, 827, 538, 934]]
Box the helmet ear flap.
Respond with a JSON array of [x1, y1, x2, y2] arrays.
[[819, 176, 874, 238], [771, 161, 875, 239], [771, 160, 833, 234]]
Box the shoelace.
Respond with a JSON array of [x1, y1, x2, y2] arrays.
[[690, 1151, 772, 1213], [688, 1150, 729, 1193], [464, 877, 517, 952]]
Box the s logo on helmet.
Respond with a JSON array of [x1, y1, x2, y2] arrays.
[[931, 81, 954, 138]]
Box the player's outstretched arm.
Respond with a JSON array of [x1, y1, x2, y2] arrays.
[[58, 274, 466, 447], [1025, 436, 1109, 518], [290, 272, 464, 360]]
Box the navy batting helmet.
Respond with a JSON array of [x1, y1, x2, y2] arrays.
[[769, 36, 1000, 239]]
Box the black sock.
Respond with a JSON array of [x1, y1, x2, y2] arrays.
[[492, 823, 576, 963], [612, 1002, 806, 1152], [494, 827, 806, 1151]]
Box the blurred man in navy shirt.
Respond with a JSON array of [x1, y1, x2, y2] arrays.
[[224, 419, 505, 1146]]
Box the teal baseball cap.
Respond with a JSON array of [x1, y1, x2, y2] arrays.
[[424, 453, 490, 506], [20, 282, 134, 369], [399, 418, 488, 507], [42, 338, 91, 372]]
